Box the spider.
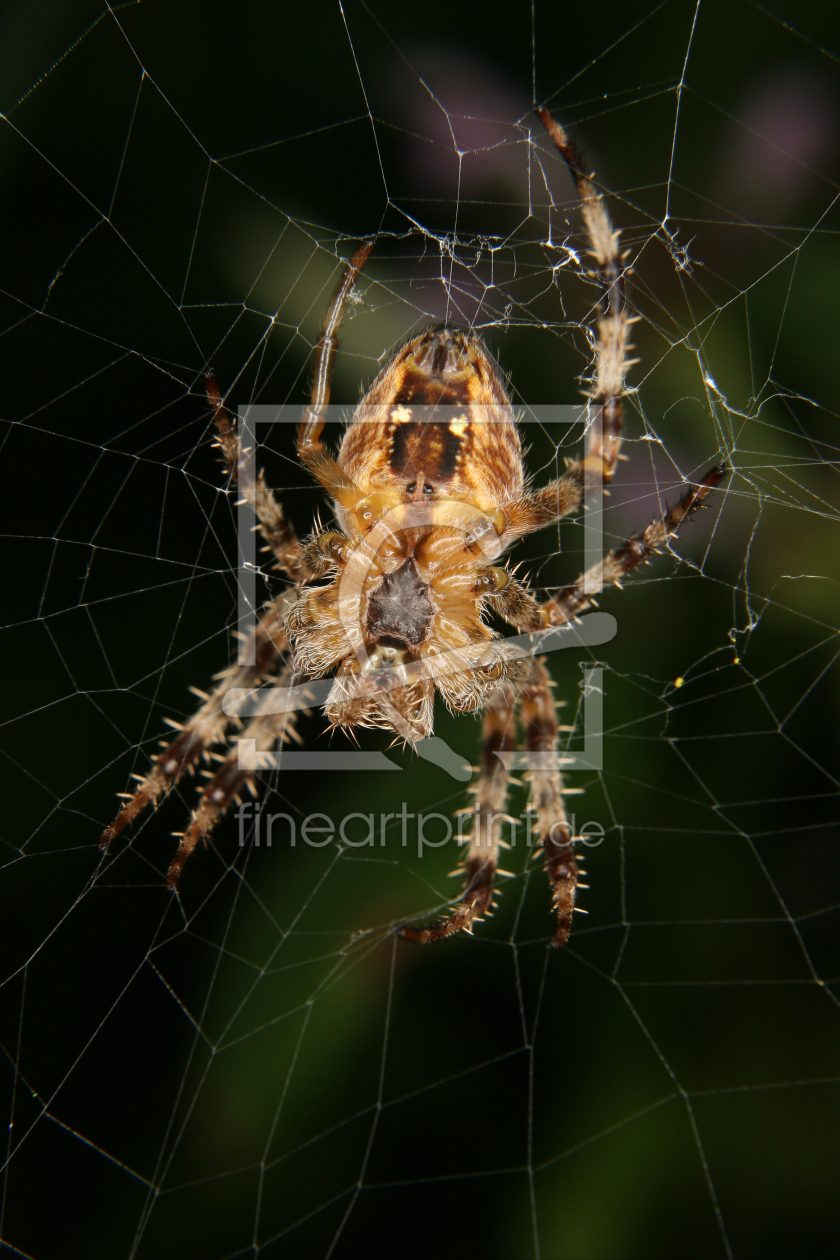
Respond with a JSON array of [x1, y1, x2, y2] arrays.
[[100, 109, 726, 948]]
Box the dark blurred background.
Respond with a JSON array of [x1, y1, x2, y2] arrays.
[[1, 1, 839, 1257]]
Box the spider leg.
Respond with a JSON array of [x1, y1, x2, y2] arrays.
[[208, 241, 373, 573], [509, 469, 727, 936], [99, 603, 287, 859], [541, 464, 728, 627], [500, 469, 588, 541], [206, 374, 311, 583], [501, 108, 632, 544], [478, 566, 545, 631], [484, 464, 726, 636], [297, 241, 373, 510], [400, 696, 516, 943], [537, 107, 628, 482], [520, 657, 581, 948], [301, 529, 351, 576], [166, 677, 307, 885]]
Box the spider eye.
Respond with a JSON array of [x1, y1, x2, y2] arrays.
[[423, 483, 435, 496]]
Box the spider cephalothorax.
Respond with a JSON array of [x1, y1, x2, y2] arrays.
[[286, 323, 549, 742], [100, 109, 726, 948]]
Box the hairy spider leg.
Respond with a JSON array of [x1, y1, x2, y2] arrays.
[[400, 697, 517, 943], [399, 654, 584, 948], [297, 240, 374, 510], [521, 658, 579, 948], [541, 464, 728, 627], [166, 662, 310, 885], [206, 374, 312, 581], [99, 605, 289, 861], [536, 106, 628, 483], [496, 107, 633, 544], [210, 237, 375, 576], [484, 465, 728, 638]]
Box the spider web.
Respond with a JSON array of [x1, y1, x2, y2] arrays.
[[2, 2, 839, 1256]]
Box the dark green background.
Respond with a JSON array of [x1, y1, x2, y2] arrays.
[[1, 2, 839, 1257]]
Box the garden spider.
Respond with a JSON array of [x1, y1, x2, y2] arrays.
[[100, 109, 726, 948]]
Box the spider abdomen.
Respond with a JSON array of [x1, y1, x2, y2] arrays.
[[337, 325, 525, 511]]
